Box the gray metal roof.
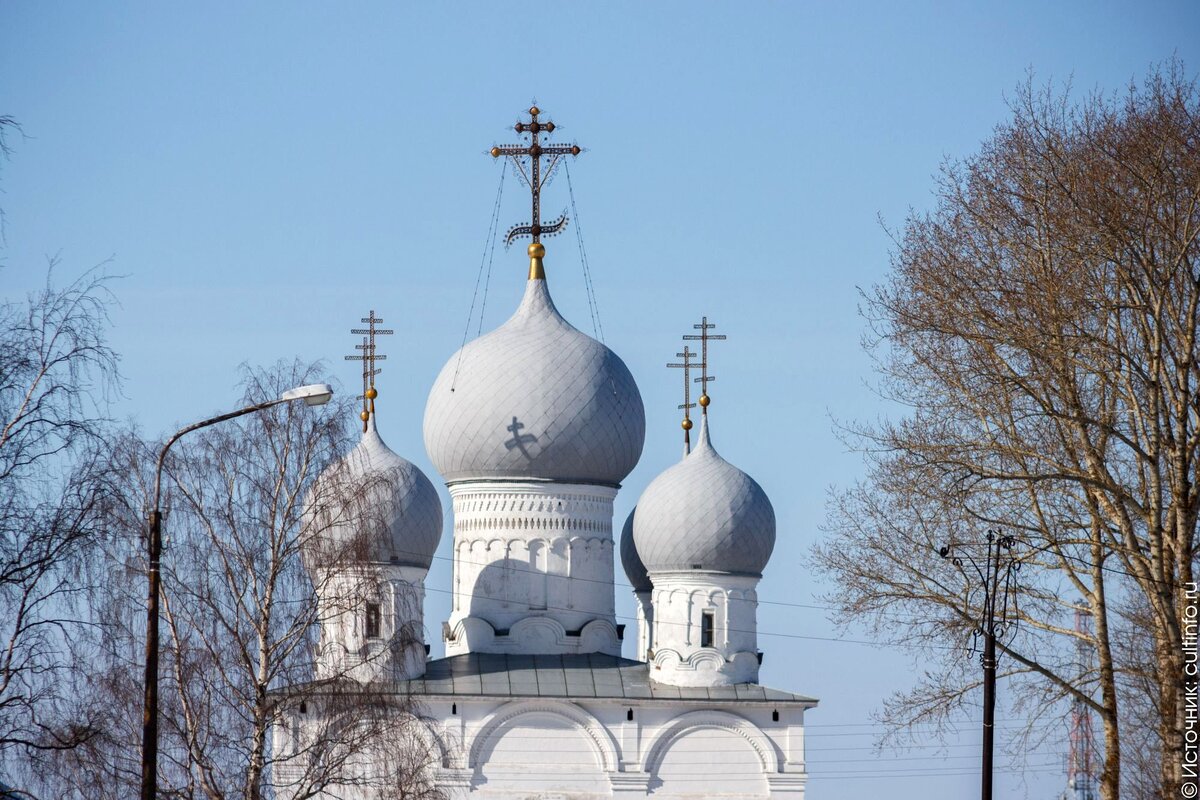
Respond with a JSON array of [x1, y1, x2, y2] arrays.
[[390, 653, 817, 705]]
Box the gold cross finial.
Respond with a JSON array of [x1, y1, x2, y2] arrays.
[[667, 346, 699, 452], [346, 310, 393, 432], [682, 316, 727, 415], [489, 105, 583, 279]]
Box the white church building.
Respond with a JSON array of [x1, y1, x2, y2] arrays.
[[272, 108, 817, 799]]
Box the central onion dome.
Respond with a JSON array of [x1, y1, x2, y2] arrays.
[[631, 417, 775, 576], [304, 421, 443, 569], [424, 248, 645, 486]]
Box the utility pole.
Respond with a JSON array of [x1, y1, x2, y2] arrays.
[[939, 530, 1021, 800]]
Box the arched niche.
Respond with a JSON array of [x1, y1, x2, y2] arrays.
[[300, 704, 450, 794], [644, 710, 779, 797], [469, 700, 619, 773]]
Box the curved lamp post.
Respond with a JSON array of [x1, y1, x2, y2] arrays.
[[140, 383, 333, 800]]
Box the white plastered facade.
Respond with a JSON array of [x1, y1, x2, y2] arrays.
[[444, 481, 621, 657], [274, 691, 812, 799], [311, 564, 429, 684], [649, 572, 761, 687]]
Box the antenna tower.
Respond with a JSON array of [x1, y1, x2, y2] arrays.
[[1062, 605, 1098, 800]]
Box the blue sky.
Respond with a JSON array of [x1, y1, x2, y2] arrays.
[[3, 2, 1197, 797]]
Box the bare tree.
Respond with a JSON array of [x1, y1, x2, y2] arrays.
[[0, 266, 119, 775], [814, 61, 1199, 800], [273, 685, 447, 800], [0, 114, 25, 243], [33, 362, 445, 800]]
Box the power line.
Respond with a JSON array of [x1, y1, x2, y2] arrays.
[[414, 581, 935, 650], [427, 765, 1067, 781], [414, 531, 845, 614]]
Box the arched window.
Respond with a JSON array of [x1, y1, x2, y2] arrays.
[[365, 602, 381, 639]]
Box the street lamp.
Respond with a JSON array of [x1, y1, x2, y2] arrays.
[[140, 383, 333, 800]]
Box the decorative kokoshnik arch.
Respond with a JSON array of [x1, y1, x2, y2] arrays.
[[468, 699, 620, 771], [643, 709, 781, 775]]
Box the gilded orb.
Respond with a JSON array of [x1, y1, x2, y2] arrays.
[[490, 146, 501, 158], [360, 410, 370, 422], [528, 242, 546, 258], [570, 145, 581, 155], [365, 387, 378, 400], [529, 105, 540, 116], [698, 394, 710, 407], [681, 418, 694, 431]]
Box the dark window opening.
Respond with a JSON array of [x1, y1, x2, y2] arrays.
[[299, 701, 307, 715], [700, 611, 715, 648], [772, 709, 780, 722], [627, 708, 634, 721], [451, 703, 457, 715], [365, 602, 381, 639]]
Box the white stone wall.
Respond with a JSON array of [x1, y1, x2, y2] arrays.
[[649, 572, 761, 687], [314, 564, 429, 682], [273, 694, 811, 799], [445, 481, 622, 656]]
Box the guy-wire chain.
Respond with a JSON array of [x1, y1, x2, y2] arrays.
[[565, 160, 604, 344], [451, 163, 506, 392]]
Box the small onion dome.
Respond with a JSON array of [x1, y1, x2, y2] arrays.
[[423, 276, 645, 486], [632, 417, 775, 576], [304, 421, 443, 569], [619, 507, 652, 593]]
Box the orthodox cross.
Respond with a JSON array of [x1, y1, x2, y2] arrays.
[[683, 316, 727, 414], [345, 310, 392, 432], [345, 337, 376, 432], [667, 346, 699, 451], [490, 105, 582, 247]]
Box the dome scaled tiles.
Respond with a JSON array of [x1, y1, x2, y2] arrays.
[[423, 277, 645, 487], [619, 507, 652, 592], [631, 417, 775, 576], [304, 422, 443, 569]]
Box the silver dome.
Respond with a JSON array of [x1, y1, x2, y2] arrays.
[[632, 417, 775, 576], [304, 422, 443, 569], [424, 276, 645, 486], [619, 507, 652, 593]]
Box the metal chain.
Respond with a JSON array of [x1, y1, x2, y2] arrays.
[[565, 161, 604, 344], [452, 163, 505, 391]]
